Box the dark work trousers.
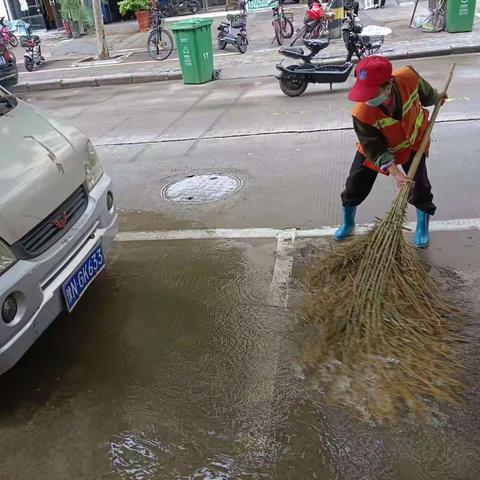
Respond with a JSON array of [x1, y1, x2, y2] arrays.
[[340, 150, 437, 215]]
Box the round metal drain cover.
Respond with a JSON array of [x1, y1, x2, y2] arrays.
[[162, 174, 243, 204]]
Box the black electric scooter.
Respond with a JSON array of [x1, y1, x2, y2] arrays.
[[276, 38, 354, 97], [276, 11, 385, 97]]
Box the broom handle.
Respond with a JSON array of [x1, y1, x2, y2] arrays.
[[406, 63, 456, 181]]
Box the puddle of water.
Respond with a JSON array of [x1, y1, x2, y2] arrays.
[[2, 233, 480, 480]]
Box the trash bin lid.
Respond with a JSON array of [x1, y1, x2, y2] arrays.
[[170, 18, 213, 30]]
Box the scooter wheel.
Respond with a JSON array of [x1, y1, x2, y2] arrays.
[[24, 56, 34, 72], [237, 34, 248, 54], [189, 0, 200, 13], [9, 34, 18, 47], [218, 37, 227, 50], [278, 66, 308, 97]]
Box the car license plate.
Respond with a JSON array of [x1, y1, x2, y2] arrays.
[[62, 244, 105, 312]]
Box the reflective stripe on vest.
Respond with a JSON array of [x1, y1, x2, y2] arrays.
[[372, 88, 419, 129], [402, 88, 419, 116], [388, 107, 424, 154], [373, 117, 397, 129]]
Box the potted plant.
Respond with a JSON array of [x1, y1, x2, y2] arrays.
[[59, 0, 88, 38], [118, 0, 151, 32]]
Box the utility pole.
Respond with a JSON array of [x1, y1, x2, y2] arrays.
[[92, 0, 109, 60]]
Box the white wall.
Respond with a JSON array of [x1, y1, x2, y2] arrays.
[[0, 0, 10, 19]]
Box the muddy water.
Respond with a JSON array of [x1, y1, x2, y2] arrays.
[[0, 232, 479, 479]]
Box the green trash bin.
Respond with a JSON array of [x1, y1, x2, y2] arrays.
[[171, 18, 215, 84], [446, 0, 477, 32]]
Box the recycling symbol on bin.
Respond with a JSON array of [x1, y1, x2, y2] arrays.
[[183, 46, 190, 55]]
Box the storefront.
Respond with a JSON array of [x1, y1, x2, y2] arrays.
[[5, 0, 60, 29]]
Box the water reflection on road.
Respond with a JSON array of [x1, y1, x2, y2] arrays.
[[0, 232, 479, 479]]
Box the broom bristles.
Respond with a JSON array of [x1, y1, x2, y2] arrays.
[[301, 184, 464, 422]]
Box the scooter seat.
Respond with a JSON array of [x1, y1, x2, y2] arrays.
[[280, 46, 311, 60], [283, 47, 304, 55], [303, 38, 330, 51]]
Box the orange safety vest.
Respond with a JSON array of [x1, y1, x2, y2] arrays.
[[352, 66, 429, 175]]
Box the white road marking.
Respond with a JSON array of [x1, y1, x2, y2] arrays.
[[115, 218, 480, 242], [19, 48, 280, 76], [269, 229, 296, 308]]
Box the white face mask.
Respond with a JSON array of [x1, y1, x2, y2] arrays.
[[366, 92, 389, 107], [366, 83, 391, 107]]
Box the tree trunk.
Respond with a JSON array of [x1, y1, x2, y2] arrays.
[[92, 0, 109, 60]]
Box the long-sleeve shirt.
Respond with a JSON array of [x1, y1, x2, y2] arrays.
[[353, 66, 439, 170]]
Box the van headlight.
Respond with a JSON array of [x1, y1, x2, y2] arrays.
[[0, 240, 16, 275], [84, 140, 104, 192]]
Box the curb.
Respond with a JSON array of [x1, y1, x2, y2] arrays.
[[10, 44, 480, 92], [11, 70, 182, 93], [320, 44, 480, 66]]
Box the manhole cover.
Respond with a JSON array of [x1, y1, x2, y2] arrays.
[[162, 174, 243, 204]]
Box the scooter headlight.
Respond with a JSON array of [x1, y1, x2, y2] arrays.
[[84, 140, 104, 192]]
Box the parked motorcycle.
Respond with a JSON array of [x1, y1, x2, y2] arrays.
[[217, 0, 248, 54], [158, 0, 201, 17], [276, 38, 354, 96], [342, 9, 384, 62], [0, 17, 18, 47], [21, 35, 45, 72]]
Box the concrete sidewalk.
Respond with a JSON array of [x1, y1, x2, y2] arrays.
[[10, 0, 480, 92]]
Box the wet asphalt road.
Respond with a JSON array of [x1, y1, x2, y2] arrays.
[[2, 54, 480, 479]]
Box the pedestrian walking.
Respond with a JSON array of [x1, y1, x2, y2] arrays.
[[335, 55, 447, 248], [374, 0, 386, 8]]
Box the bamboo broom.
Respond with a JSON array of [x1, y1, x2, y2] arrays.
[[302, 64, 461, 422]]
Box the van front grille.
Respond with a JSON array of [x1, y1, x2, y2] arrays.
[[13, 185, 89, 259]]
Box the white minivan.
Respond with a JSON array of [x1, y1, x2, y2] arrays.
[[0, 87, 118, 374]]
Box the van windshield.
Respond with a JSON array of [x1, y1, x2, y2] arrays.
[[0, 87, 18, 116]]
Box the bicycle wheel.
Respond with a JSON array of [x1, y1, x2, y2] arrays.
[[274, 20, 282, 46], [289, 25, 305, 46], [311, 22, 327, 39], [147, 29, 174, 61], [280, 17, 294, 38]]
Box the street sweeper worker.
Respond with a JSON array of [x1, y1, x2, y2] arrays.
[[335, 55, 447, 248]]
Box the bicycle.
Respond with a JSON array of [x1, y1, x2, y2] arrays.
[[147, 9, 174, 61], [270, 1, 294, 46], [422, 0, 446, 32], [289, 1, 333, 46]]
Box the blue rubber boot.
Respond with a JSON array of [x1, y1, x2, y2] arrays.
[[335, 206, 356, 240], [414, 209, 430, 248]]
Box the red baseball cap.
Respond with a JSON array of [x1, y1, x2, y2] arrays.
[[348, 56, 393, 102]]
